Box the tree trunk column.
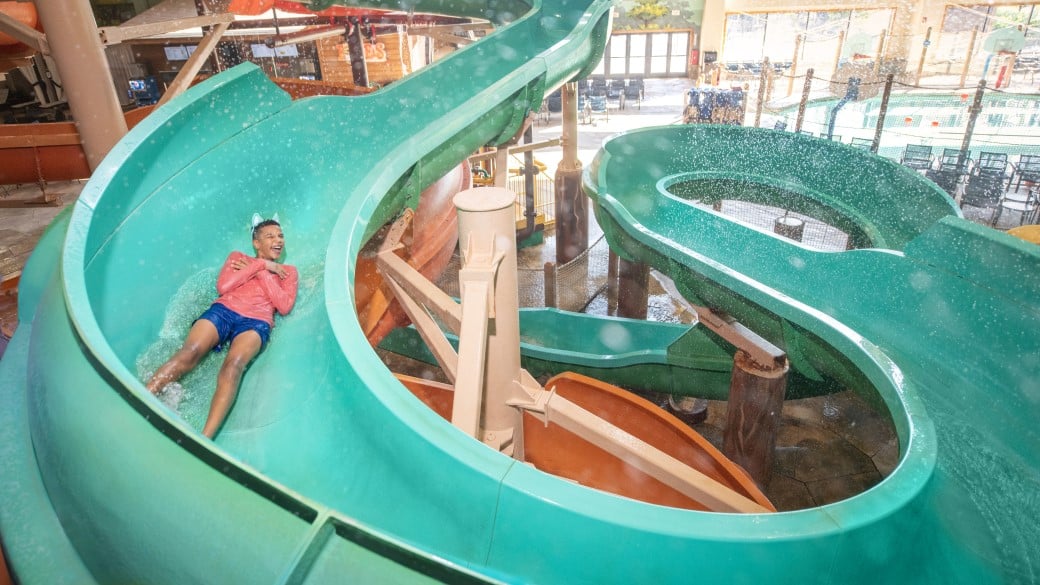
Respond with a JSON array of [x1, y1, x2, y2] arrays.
[[555, 82, 587, 265], [35, 0, 128, 171], [723, 350, 789, 486], [346, 18, 369, 87], [616, 256, 648, 320]]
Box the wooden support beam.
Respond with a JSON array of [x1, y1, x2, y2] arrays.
[[97, 13, 233, 45], [156, 21, 230, 107], [0, 134, 81, 148], [514, 389, 771, 513], [0, 11, 49, 54]]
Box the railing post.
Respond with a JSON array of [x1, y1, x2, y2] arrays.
[[543, 262, 556, 308], [606, 249, 619, 316], [872, 74, 894, 154], [787, 34, 802, 97], [754, 57, 770, 127], [957, 79, 987, 172], [793, 68, 813, 133], [915, 26, 932, 85], [960, 27, 979, 88]]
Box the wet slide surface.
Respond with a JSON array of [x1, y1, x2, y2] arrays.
[[583, 124, 1040, 583]]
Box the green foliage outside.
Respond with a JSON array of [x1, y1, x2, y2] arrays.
[[628, 0, 670, 29]]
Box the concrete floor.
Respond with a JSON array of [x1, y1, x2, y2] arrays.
[[0, 181, 82, 338]]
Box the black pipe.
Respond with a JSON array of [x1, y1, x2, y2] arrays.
[[516, 123, 539, 243], [957, 79, 986, 172], [872, 74, 894, 154], [826, 77, 859, 140]]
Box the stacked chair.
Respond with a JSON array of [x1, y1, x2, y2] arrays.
[[962, 151, 1009, 223], [899, 144, 934, 171], [925, 148, 971, 198], [993, 154, 1040, 226]]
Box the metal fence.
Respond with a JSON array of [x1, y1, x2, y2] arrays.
[[436, 233, 611, 312], [735, 66, 1040, 165], [506, 165, 556, 229]]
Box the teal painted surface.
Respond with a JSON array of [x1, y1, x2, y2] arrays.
[[584, 124, 1040, 583], [382, 308, 738, 397], [0, 0, 1036, 582], [774, 91, 1040, 159]]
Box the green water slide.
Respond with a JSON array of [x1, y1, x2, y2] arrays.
[[583, 125, 1040, 583], [1, 0, 1037, 580]]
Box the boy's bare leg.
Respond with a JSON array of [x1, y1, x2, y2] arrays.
[[201, 331, 263, 438], [147, 320, 220, 395]]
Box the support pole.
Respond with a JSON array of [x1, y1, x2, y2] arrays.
[[555, 81, 588, 264], [543, 262, 556, 308], [793, 68, 813, 133], [831, 29, 844, 81], [606, 249, 619, 316], [194, 0, 223, 72], [346, 18, 369, 87], [957, 79, 986, 173], [156, 21, 230, 107], [454, 187, 526, 449], [872, 74, 894, 154], [616, 256, 648, 320], [723, 350, 789, 487], [915, 26, 932, 84], [753, 57, 769, 128], [873, 29, 886, 76], [960, 27, 979, 88], [787, 34, 802, 97], [34, 0, 127, 172]]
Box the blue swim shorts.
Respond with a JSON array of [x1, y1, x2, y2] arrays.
[[197, 303, 271, 352]]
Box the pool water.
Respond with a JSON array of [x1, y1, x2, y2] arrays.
[[772, 92, 1040, 160]]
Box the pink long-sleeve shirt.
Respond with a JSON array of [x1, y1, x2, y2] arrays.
[[214, 251, 298, 326]]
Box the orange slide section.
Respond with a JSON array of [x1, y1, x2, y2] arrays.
[[355, 161, 470, 346], [396, 371, 775, 512]]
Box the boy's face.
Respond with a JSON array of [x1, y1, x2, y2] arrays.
[[253, 225, 285, 261]]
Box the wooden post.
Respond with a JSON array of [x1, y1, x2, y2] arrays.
[[346, 18, 369, 87], [874, 28, 887, 76], [606, 250, 619, 316], [831, 29, 845, 81], [957, 79, 986, 172], [960, 27, 979, 88], [793, 68, 813, 133], [555, 82, 588, 264], [723, 351, 789, 486], [544, 262, 556, 308], [753, 57, 770, 127], [915, 26, 932, 85], [616, 256, 648, 320], [872, 74, 894, 154], [787, 34, 802, 97]]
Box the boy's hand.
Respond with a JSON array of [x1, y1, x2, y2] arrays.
[[265, 260, 288, 279]]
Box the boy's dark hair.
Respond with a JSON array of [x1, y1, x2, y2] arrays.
[[252, 219, 280, 240]]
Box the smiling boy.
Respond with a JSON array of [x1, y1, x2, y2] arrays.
[[147, 219, 298, 438]]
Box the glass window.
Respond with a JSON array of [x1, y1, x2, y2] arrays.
[[609, 34, 628, 75], [628, 34, 647, 74], [669, 33, 689, 76]]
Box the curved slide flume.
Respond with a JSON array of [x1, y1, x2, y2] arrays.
[[584, 124, 1040, 583], [2, 0, 618, 580]]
